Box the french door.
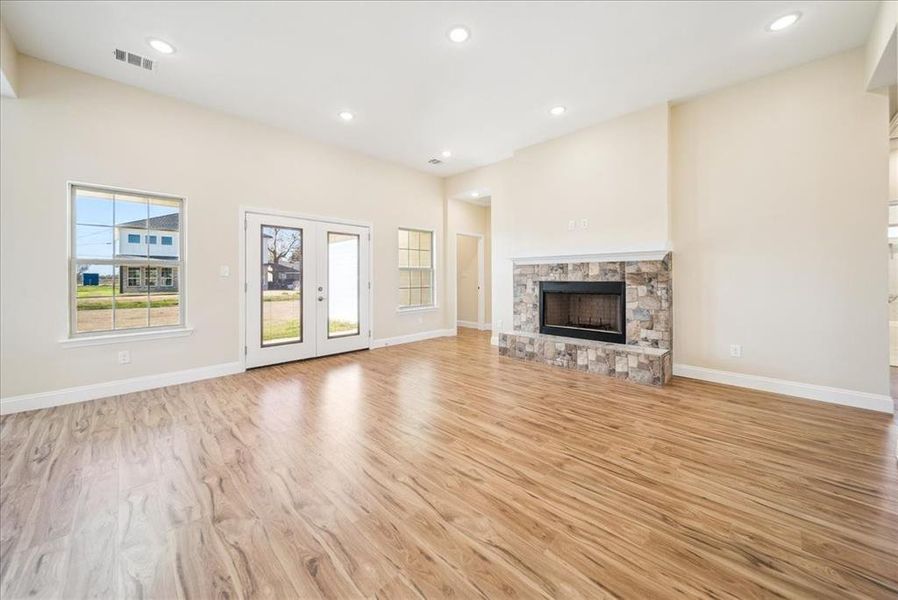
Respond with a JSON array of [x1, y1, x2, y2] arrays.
[[245, 213, 370, 368]]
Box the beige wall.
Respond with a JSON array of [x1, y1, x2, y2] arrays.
[[864, 0, 897, 90], [456, 235, 479, 323], [445, 164, 506, 333], [0, 19, 18, 97], [447, 104, 670, 337], [0, 57, 446, 399], [445, 198, 491, 326], [447, 49, 890, 398], [671, 49, 889, 395]]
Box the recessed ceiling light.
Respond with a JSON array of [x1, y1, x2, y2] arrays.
[[767, 12, 801, 31], [441, 150, 452, 158], [471, 191, 480, 198], [448, 26, 470, 43], [338, 111, 354, 121], [549, 105, 567, 116], [147, 38, 175, 54]]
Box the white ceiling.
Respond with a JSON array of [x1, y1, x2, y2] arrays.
[[0, 1, 880, 175]]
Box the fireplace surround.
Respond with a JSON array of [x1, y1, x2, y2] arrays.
[[499, 252, 673, 386]]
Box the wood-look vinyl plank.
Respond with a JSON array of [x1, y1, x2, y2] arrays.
[[2, 537, 71, 600], [62, 468, 118, 598], [0, 329, 895, 599]]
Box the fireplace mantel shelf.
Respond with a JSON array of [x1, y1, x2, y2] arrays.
[[511, 249, 670, 265]]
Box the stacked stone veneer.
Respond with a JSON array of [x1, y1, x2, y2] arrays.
[[498, 331, 672, 386], [500, 252, 673, 386]]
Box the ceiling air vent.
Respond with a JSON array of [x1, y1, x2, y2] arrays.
[[428, 158, 443, 165], [114, 49, 154, 71]]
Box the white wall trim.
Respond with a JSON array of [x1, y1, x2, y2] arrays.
[[490, 335, 499, 346], [673, 364, 894, 414], [511, 248, 670, 265], [60, 327, 194, 348], [457, 320, 491, 331], [0, 361, 245, 415], [371, 328, 455, 349]]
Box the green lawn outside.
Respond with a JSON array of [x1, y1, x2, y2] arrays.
[[329, 320, 358, 334], [76, 284, 114, 297], [263, 290, 300, 302], [263, 320, 300, 342], [77, 293, 179, 311]]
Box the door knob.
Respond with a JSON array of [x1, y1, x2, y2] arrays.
[[318, 296, 324, 301]]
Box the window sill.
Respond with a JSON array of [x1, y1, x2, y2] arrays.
[[60, 327, 194, 348], [397, 305, 439, 314]]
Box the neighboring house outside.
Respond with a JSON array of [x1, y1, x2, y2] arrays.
[[116, 213, 180, 294], [265, 261, 302, 290]]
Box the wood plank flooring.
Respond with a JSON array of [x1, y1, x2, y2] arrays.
[[1, 328, 896, 599]]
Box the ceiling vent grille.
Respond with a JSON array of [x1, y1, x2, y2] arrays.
[[427, 158, 443, 165], [114, 49, 154, 71]]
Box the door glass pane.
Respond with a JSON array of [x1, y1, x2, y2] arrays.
[[327, 232, 360, 338], [262, 225, 302, 345]]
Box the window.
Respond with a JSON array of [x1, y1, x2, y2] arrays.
[[71, 184, 184, 335], [161, 236, 173, 246], [398, 227, 434, 309]]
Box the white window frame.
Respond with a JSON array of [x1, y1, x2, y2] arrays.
[[68, 182, 187, 339], [397, 227, 437, 311]]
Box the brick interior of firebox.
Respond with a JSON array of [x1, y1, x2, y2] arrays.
[[543, 292, 621, 333]]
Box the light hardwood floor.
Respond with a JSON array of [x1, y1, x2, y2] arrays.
[[1, 329, 896, 599]]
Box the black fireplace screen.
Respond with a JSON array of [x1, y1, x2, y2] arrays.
[[539, 281, 626, 343]]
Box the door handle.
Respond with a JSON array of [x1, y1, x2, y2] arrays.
[[318, 296, 325, 301]]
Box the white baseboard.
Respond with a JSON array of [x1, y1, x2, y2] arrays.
[[673, 364, 894, 414], [0, 361, 245, 415], [371, 328, 455, 349], [457, 320, 492, 331]]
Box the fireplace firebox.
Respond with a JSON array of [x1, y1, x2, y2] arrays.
[[539, 281, 626, 343]]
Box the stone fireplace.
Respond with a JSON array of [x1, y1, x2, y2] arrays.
[[498, 252, 673, 386]]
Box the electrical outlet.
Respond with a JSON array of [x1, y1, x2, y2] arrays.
[[567, 220, 576, 231], [118, 350, 131, 365], [579, 218, 589, 229], [729, 344, 742, 358]]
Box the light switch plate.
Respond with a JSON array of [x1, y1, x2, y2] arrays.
[[220, 265, 230, 277]]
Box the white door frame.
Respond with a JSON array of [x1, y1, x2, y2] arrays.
[[455, 231, 485, 329], [238, 206, 375, 369]]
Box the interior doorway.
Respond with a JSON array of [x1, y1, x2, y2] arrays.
[[244, 211, 370, 368], [889, 127, 897, 402], [456, 232, 484, 329]]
